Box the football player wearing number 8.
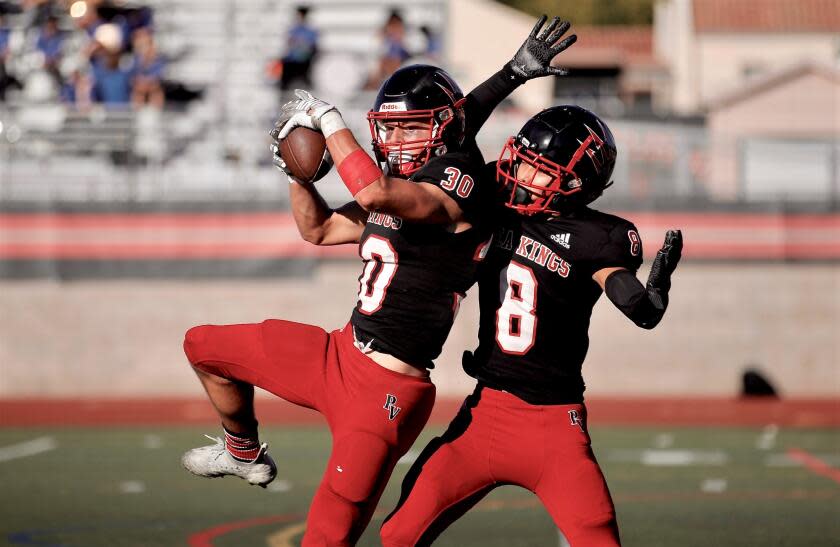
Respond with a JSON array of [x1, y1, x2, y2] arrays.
[[179, 16, 577, 547], [380, 106, 683, 546]]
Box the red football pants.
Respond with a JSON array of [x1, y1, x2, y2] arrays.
[[380, 386, 620, 547], [183, 320, 436, 547]]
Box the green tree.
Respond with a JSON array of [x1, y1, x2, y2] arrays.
[[498, 0, 654, 26]]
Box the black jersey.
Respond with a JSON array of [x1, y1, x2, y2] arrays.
[[350, 150, 494, 369], [471, 206, 643, 404]]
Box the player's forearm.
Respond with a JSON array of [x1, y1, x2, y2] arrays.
[[463, 65, 522, 138], [362, 179, 456, 223], [289, 180, 334, 245], [325, 127, 365, 165], [604, 270, 668, 329], [325, 128, 416, 217]]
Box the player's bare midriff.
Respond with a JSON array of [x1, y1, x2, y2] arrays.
[[365, 349, 430, 378]]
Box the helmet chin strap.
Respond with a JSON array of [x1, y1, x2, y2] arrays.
[[512, 185, 531, 205], [388, 151, 424, 175], [388, 151, 414, 165]]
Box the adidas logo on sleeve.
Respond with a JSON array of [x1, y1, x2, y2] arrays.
[[551, 233, 571, 249]]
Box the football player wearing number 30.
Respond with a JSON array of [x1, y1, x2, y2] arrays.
[[179, 16, 577, 547], [380, 106, 683, 546]]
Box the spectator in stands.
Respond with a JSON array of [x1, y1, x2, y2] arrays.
[[124, 4, 154, 42], [22, 0, 54, 28], [58, 53, 92, 108], [36, 14, 63, 83], [130, 27, 164, 108], [89, 23, 131, 105], [0, 12, 11, 100], [279, 5, 318, 93], [365, 8, 410, 89], [419, 25, 441, 61], [73, 1, 104, 58]]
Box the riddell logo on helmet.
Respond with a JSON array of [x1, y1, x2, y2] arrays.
[[380, 102, 407, 112]]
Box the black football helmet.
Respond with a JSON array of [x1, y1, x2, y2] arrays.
[[497, 105, 617, 215], [368, 64, 467, 176]]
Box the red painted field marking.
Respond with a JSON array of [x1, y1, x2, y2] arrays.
[[786, 448, 840, 485], [187, 514, 303, 547]]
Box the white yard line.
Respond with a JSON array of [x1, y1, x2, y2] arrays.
[[700, 478, 728, 493], [0, 436, 57, 463], [397, 448, 421, 465], [608, 449, 729, 466], [266, 479, 293, 493], [119, 480, 147, 494]]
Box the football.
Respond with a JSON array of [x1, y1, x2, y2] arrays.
[[278, 127, 333, 183]]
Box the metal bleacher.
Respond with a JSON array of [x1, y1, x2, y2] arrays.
[[0, 0, 446, 204]]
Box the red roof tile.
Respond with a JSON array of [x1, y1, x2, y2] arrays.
[[693, 0, 840, 32], [552, 26, 658, 68]]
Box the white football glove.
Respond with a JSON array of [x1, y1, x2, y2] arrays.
[[276, 89, 347, 139], [268, 140, 301, 184]]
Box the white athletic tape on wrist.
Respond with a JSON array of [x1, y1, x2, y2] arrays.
[[320, 110, 347, 140]]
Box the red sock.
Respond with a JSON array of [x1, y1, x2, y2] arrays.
[[223, 427, 262, 462]]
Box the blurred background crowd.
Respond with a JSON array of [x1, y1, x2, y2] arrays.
[[0, 0, 169, 108], [0, 0, 442, 110]]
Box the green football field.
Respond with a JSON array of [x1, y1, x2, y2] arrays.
[[1, 426, 838, 546]]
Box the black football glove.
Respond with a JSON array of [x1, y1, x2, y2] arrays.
[[508, 15, 577, 82], [646, 229, 683, 296]]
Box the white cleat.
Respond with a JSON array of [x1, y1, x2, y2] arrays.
[[181, 435, 277, 488]]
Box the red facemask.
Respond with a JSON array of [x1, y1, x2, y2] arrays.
[[367, 100, 464, 176], [496, 137, 585, 215]]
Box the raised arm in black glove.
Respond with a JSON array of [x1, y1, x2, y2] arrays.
[[464, 15, 577, 137], [647, 229, 683, 300], [507, 15, 577, 82], [605, 230, 683, 330]]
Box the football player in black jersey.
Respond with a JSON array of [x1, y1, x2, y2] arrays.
[[380, 106, 683, 546], [180, 17, 577, 546]]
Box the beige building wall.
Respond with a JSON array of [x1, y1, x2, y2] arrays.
[[697, 34, 839, 108], [655, 0, 840, 115], [706, 69, 840, 197], [654, 0, 698, 115], [448, 0, 553, 113], [709, 71, 840, 137]]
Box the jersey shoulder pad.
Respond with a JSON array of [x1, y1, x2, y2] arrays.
[[585, 209, 643, 272], [411, 152, 489, 217]]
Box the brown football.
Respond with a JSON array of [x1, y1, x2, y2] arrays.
[[278, 127, 332, 183]]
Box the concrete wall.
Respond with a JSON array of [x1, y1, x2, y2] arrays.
[[2, 262, 837, 398]]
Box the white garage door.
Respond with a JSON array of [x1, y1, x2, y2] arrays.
[[742, 139, 838, 201]]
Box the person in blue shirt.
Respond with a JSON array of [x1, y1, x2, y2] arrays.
[[279, 5, 318, 92], [36, 15, 62, 64], [0, 14, 10, 61], [0, 12, 20, 101], [420, 25, 441, 61], [36, 14, 63, 87], [90, 49, 131, 105], [130, 27, 165, 108], [365, 9, 410, 90]]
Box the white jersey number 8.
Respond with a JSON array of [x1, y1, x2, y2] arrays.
[[495, 262, 538, 354]]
